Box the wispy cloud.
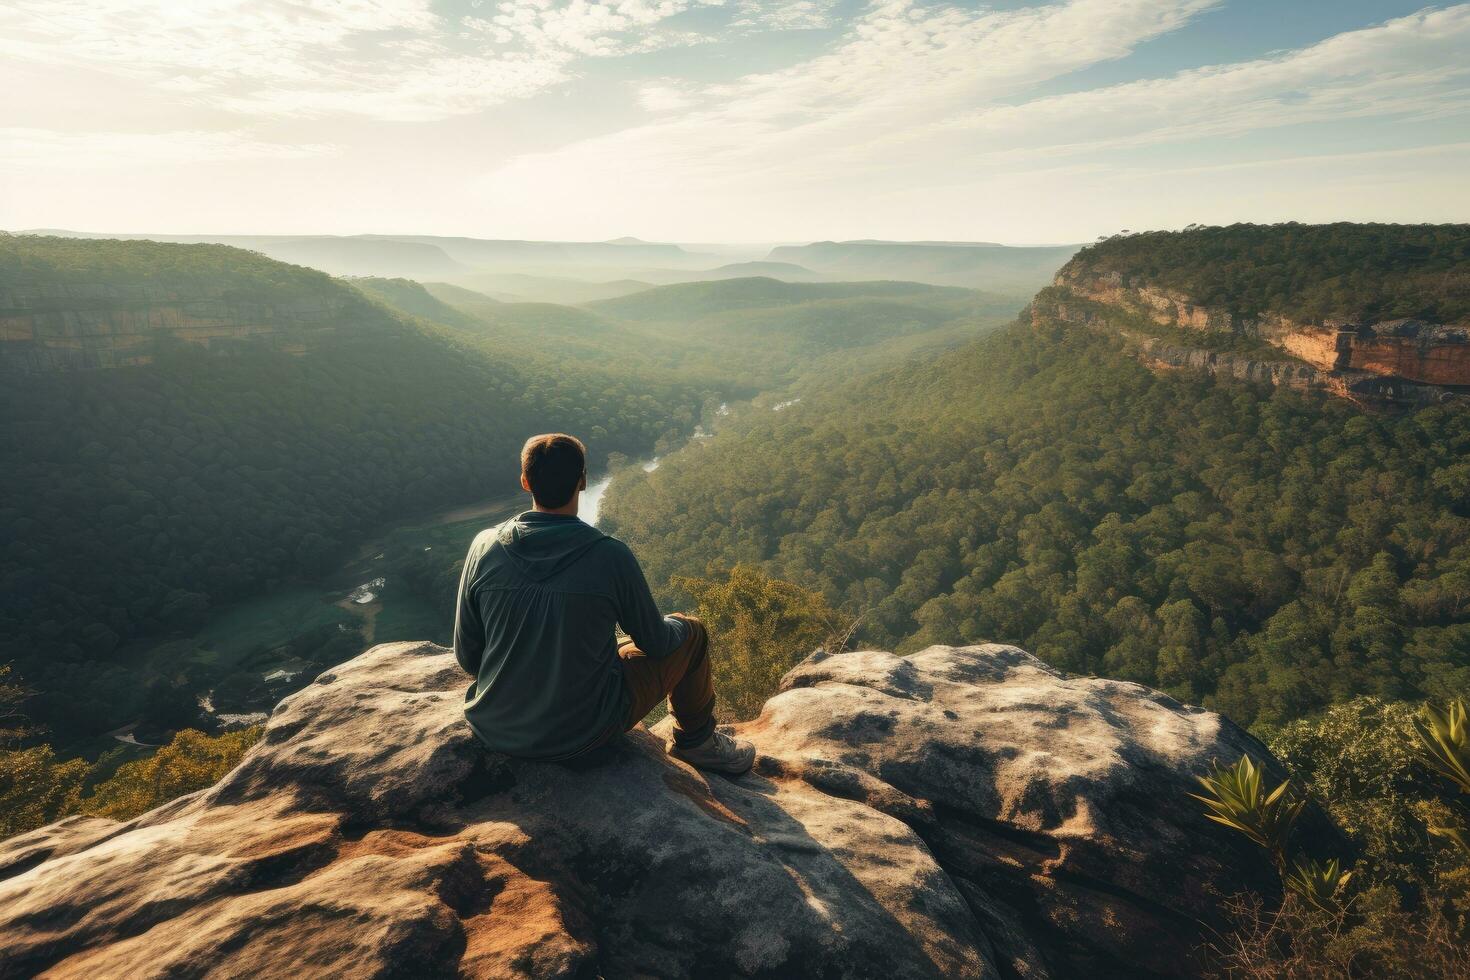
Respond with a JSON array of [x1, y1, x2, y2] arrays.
[[936, 5, 1470, 165], [0, 128, 332, 170], [474, 1, 1470, 230], [2, 0, 1466, 237], [0, 0, 734, 122], [481, 0, 1224, 196]]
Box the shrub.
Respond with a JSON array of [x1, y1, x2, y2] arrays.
[[0, 745, 88, 839], [1196, 697, 1470, 976], [83, 727, 262, 821], [673, 564, 857, 720]]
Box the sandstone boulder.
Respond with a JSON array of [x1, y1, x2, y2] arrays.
[[0, 641, 1294, 978]]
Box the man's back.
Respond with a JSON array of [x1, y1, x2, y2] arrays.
[[453, 510, 685, 760]]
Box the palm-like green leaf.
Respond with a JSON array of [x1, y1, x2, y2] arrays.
[[1411, 699, 1470, 795], [1426, 821, 1470, 855], [1189, 755, 1304, 864], [1283, 856, 1352, 911]]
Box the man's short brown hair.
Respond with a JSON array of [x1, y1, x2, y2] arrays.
[[521, 433, 587, 509]]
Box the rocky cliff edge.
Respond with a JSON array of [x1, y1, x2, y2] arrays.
[[0, 641, 1294, 979]]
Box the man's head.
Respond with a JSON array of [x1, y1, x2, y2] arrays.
[[519, 433, 587, 511]]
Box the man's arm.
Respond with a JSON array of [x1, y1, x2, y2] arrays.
[[610, 540, 688, 659], [452, 535, 487, 677]]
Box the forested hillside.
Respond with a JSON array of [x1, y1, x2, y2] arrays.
[[420, 274, 1019, 394], [349, 277, 482, 330], [1, 238, 1017, 747], [765, 240, 1080, 294], [0, 234, 337, 295], [1062, 222, 1470, 323], [585, 277, 970, 320], [0, 238, 707, 741], [604, 310, 1470, 729]]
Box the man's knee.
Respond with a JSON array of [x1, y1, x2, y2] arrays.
[[672, 612, 705, 641], [673, 614, 708, 663]]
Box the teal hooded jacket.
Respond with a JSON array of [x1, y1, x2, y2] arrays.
[[452, 511, 688, 760]]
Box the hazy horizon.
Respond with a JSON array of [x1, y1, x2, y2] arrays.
[[12, 228, 1087, 249], [3, 1, 1470, 242]]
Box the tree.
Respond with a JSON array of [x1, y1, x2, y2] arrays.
[[672, 564, 857, 720], [0, 745, 87, 840], [83, 727, 262, 821]]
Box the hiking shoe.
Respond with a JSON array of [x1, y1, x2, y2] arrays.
[[671, 730, 756, 775]]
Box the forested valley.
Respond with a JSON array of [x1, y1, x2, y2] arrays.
[[605, 224, 1470, 729], [605, 307, 1470, 727], [5, 227, 1470, 962], [593, 224, 1470, 969], [0, 234, 1011, 754]]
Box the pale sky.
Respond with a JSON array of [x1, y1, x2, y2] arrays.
[[2, 0, 1467, 243]]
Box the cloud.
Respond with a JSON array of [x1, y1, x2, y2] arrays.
[[932, 4, 1470, 165], [480, 0, 1223, 195], [0, 0, 724, 122], [734, 0, 838, 30], [4, 0, 1465, 238], [636, 80, 697, 113], [0, 128, 332, 170], [473, 0, 1470, 232]]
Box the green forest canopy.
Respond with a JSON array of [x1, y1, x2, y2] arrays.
[[423, 274, 1018, 395], [1, 236, 1009, 746], [1061, 222, 1470, 324], [0, 238, 711, 742], [603, 309, 1470, 729], [0, 233, 335, 298]]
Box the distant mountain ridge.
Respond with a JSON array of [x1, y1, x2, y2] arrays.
[[767, 240, 1080, 294], [26, 230, 1078, 291], [19, 230, 466, 279], [586, 276, 974, 321], [19, 230, 715, 280]]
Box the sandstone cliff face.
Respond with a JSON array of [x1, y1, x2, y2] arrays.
[[0, 641, 1297, 979], [0, 283, 354, 371], [1056, 270, 1470, 395]]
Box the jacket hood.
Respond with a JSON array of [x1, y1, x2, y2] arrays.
[[496, 512, 608, 582]]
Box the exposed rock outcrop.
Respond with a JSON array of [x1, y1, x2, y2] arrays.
[[1046, 277, 1470, 405], [0, 641, 1301, 978], [0, 283, 355, 371]]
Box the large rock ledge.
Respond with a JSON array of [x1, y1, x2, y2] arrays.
[[0, 642, 1292, 979]]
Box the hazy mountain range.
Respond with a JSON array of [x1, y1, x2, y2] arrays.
[[20, 230, 1079, 301]]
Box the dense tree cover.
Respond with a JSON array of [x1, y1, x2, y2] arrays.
[[0, 233, 335, 299], [0, 666, 26, 743], [350, 277, 482, 330], [1062, 223, 1470, 324], [603, 314, 1470, 729], [424, 275, 1019, 396], [83, 726, 262, 820], [3, 239, 1014, 750], [585, 277, 974, 320], [766, 241, 1080, 295], [675, 564, 854, 720], [0, 239, 709, 743], [0, 727, 260, 841]]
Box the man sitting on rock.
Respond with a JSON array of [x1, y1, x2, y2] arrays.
[[453, 432, 756, 775]]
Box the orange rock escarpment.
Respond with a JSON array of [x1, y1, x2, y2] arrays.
[[1054, 271, 1470, 398]]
